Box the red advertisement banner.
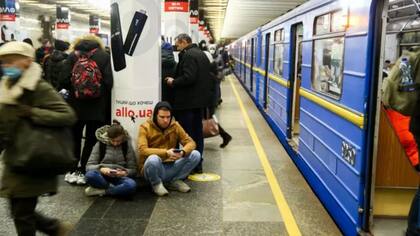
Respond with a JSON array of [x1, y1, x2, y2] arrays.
[[164, 2, 188, 12], [57, 23, 69, 29], [0, 14, 15, 21]]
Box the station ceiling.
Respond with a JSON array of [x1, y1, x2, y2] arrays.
[[18, 0, 308, 41], [201, 0, 308, 40]]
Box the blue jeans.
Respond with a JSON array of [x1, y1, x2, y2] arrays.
[[85, 170, 137, 196], [143, 150, 201, 186]]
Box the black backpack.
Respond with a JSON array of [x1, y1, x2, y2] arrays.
[[98, 141, 129, 163]]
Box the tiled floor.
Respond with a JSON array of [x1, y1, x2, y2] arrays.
[[0, 76, 341, 235]]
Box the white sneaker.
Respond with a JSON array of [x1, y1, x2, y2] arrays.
[[166, 180, 191, 193], [152, 182, 169, 196], [65, 172, 78, 184], [76, 173, 86, 185], [85, 187, 105, 197]]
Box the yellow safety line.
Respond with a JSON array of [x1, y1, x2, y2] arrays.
[[228, 77, 302, 236]]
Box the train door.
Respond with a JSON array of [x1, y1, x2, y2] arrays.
[[239, 44, 242, 76], [288, 23, 303, 146], [243, 42, 247, 83], [369, 0, 420, 233], [250, 37, 255, 92], [264, 33, 271, 109]]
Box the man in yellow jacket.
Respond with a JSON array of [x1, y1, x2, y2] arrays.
[[137, 101, 201, 196]]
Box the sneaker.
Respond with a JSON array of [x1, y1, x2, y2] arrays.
[[76, 173, 86, 185], [65, 172, 78, 184], [152, 182, 169, 196], [57, 221, 74, 236], [166, 180, 191, 193], [84, 186, 106, 197]]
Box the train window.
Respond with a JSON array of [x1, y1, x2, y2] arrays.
[[312, 37, 345, 98], [273, 28, 285, 76], [315, 10, 346, 35], [400, 31, 420, 44]]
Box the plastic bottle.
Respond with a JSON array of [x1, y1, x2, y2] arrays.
[[399, 57, 415, 92]]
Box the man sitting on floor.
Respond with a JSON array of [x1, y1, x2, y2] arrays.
[[137, 101, 201, 196]]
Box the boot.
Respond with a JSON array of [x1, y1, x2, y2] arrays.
[[219, 125, 232, 148]]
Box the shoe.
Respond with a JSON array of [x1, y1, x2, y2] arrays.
[[166, 180, 191, 193], [220, 133, 232, 148], [57, 221, 74, 236], [152, 182, 169, 196], [76, 172, 86, 185], [84, 186, 106, 197], [65, 172, 78, 184]]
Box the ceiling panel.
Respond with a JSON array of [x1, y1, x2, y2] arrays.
[[221, 0, 308, 39]]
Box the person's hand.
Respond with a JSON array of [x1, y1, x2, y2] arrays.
[[115, 169, 128, 177], [165, 77, 175, 87], [100, 167, 116, 177], [166, 148, 183, 160]]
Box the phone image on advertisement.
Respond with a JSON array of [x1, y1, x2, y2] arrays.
[[110, 2, 126, 71], [124, 10, 148, 56]]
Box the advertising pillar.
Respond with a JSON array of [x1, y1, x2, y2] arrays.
[[189, 0, 199, 43], [89, 15, 100, 34], [56, 6, 70, 41], [0, 0, 18, 43], [163, 0, 189, 43], [110, 0, 160, 144]]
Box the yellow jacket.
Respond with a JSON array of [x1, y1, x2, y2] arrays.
[[137, 118, 196, 174]]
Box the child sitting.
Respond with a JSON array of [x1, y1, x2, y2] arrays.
[[84, 120, 137, 197]]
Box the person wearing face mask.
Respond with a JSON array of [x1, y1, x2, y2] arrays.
[[138, 102, 201, 196], [0, 42, 76, 235]]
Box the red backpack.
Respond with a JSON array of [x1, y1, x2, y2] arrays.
[[71, 49, 103, 99]]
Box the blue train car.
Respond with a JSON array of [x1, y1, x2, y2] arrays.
[[227, 0, 411, 235]]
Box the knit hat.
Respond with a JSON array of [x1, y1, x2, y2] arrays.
[[54, 39, 69, 51], [0, 41, 35, 58]]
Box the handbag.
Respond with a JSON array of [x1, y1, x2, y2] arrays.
[[4, 119, 77, 176], [203, 115, 220, 138]]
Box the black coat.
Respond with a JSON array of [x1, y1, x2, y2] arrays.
[[172, 44, 214, 110], [59, 40, 113, 122], [44, 50, 68, 90], [161, 47, 177, 104]]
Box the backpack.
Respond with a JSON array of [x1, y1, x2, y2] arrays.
[[383, 47, 420, 116], [71, 49, 103, 99], [98, 141, 128, 164]]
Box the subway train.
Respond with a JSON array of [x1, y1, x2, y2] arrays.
[[228, 0, 420, 235]]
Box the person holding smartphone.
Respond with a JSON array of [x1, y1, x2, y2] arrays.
[[138, 101, 201, 196], [84, 120, 137, 197]]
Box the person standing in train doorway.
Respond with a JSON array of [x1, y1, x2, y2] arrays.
[[406, 46, 420, 236], [164, 34, 214, 173], [0, 42, 76, 236]]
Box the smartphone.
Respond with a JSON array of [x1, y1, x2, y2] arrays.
[[173, 149, 182, 153], [110, 2, 126, 71], [124, 10, 148, 56]]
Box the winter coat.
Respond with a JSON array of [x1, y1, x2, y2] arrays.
[[59, 36, 113, 122], [172, 44, 214, 110], [0, 63, 77, 198], [44, 50, 68, 90], [161, 44, 177, 104], [86, 125, 137, 177], [137, 118, 196, 175]]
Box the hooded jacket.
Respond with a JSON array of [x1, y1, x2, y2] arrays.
[[0, 62, 76, 198], [44, 50, 68, 89], [86, 125, 137, 177], [137, 102, 196, 174], [58, 35, 113, 122]]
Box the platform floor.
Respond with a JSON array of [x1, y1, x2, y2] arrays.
[[0, 76, 344, 235]]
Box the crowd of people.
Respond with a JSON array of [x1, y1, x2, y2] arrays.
[[0, 33, 233, 235]]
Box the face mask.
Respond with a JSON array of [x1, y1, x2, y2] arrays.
[[2, 67, 22, 81]]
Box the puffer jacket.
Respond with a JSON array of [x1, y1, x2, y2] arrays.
[[0, 62, 77, 198], [86, 125, 137, 177], [137, 102, 196, 175]]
